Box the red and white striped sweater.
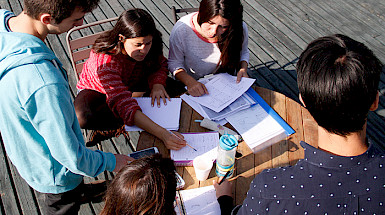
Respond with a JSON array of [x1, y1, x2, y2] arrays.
[[77, 50, 168, 125]]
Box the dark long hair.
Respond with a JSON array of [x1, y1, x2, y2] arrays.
[[100, 154, 177, 215], [93, 9, 163, 73], [197, 0, 244, 74]]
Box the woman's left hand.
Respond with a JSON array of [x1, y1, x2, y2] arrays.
[[236, 68, 249, 83], [150, 84, 170, 107]]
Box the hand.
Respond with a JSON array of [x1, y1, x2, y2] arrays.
[[161, 130, 186, 150], [150, 84, 170, 107], [113, 154, 134, 172], [213, 179, 233, 198], [186, 80, 209, 97], [236, 68, 249, 83]]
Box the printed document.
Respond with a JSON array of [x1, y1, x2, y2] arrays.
[[187, 73, 255, 112]]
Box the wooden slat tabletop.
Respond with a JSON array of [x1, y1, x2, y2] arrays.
[[136, 86, 318, 205]]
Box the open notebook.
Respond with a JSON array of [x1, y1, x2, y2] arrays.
[[125, 97, 182, 131], [226, 88, 295, 153], [170, 132, 219, 166], [175, 185, 220, 215]]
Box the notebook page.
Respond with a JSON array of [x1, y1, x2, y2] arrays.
[[170, 132, 219, 162], [226, 103, 285, 150], [125, 97, 181, 131], [175, 185, 220, 215]]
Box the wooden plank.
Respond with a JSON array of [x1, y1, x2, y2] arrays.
[[7, 158, 40, 215], [0, 0, 11, 10], [301, 107, 318, 148], [286, 97, 305, 165], [253, 88, 274, 173], [0, 137, 20, 215], [270, 90, 289, 168]]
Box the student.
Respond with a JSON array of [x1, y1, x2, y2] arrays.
[[215, 34, 385, 214], [0, 0, 133, 214], [100, 154, 177, 215], [168, 0, 250, 97], [74, 9, 186, 149]]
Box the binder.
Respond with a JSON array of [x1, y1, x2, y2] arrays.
[[226, 87, 295, 153]]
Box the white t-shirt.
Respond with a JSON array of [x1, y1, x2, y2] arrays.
[[168, 12, 249, 80]]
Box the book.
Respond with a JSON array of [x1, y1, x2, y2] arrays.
[[226, 88, 295, 153], [124, 97, 182, 131], [170, 132, 219, 166], [175, 185, 220, 215]]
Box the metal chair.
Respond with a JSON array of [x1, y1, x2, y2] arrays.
[[171, 6, 198, 24], [66, 17, 136, 152]]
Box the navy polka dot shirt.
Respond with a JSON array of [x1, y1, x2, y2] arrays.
[[237, 141, 385, 215]]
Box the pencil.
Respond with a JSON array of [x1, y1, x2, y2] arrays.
[[169, 131, 197, 151], [218, 170, 231, 185]]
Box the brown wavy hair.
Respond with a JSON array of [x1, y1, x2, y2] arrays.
[[92, 8, 164, 73], [100, 154, 177, 215], [197, 0, 244, 75]]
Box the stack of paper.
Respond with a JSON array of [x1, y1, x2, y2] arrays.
[[181, 73, 256, 125], [125, 97, 182, 131], [180, 73, 295, 153], [187, 73, 255, 112]]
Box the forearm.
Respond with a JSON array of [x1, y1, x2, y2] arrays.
[[240, 61, 248, 70], [174, 69, 197, 86], [133, 110, 167, 140]]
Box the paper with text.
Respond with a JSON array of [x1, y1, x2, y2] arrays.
[[187, 73, 255, 112], [226, 103, 285, 151], [175, 185, 220, 215], [170, 132, 219, 163]]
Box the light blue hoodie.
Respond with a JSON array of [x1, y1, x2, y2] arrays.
[[0, 9, 116, 194]]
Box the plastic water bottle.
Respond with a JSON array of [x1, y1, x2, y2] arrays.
[[216, 133, 238, 178]]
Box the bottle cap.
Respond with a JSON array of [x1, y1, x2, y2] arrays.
[[219, 134, 238, 150]]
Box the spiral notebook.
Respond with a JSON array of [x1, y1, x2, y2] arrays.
[[125, 97, 182, 131], [170, 132, 219, 166]]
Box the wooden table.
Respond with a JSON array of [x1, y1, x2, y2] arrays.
[[137, 87, 318, 205]]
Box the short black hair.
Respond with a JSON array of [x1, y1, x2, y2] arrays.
[[297, 34, 382, 136], [24, 0, 100, 23]]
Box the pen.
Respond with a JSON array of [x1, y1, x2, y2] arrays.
[[169, 131, 197, 151], [218, 170, 231, 185]]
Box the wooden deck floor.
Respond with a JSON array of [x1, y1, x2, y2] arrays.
[[1, 0, 385, 214]]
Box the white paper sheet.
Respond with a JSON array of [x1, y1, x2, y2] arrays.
[[226, 103, 285, 152], [125, 97, 181, 131], [170, 132, 219, 162]]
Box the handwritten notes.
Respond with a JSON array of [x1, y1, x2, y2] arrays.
[[170, 132, 219, 165], [175, 185, 220, 215]]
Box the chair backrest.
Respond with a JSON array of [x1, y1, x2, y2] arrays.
[[66, 17, 118, 82], [171, 6, 198, 24]]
